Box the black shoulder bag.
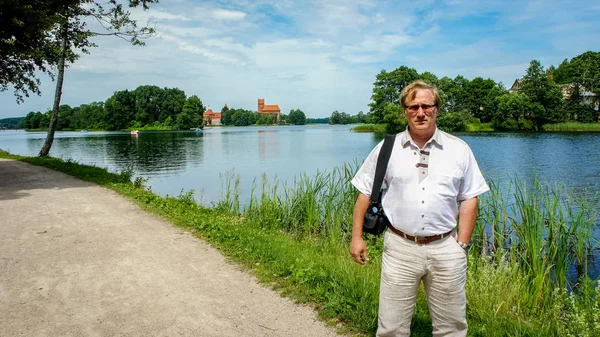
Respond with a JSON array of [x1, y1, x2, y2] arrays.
[[363, 134, 396, 235]]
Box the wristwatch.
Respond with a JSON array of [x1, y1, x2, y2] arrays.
[[457, 241, 471, 252]]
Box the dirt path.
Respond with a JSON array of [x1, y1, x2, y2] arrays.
[[0, 159, 340, 337]]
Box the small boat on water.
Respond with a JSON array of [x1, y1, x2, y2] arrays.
[[80, 129, 89, 133], [130, 130, 140, 135]]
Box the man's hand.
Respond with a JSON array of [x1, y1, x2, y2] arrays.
[[350, 237, 369, 265], [350, 193, 371, 265]]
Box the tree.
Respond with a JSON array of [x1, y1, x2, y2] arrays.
[[369, 66, 419, 123], [256, 113, 275, 125], [518, 60, 565, 130], [0, 0, 74, 102], [382, 103, 407, 134], [288, 109, 307, 125], [231, 109, 256, 126], [37, 0, 157, 156], [437, 75, 470, 113], [159, 88, 186, 123], [569, 51, 600, 110], [179, 95, 205, 129], [104, 89, 135, 131], [552, 58, 574, 84], [492, 93, 537, 131], [132, 85, 163, 125], [221, 108, 234, 125], [418, 72, 439, 87]]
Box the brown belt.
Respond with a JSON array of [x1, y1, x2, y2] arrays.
[[387, 224, 453, 244]]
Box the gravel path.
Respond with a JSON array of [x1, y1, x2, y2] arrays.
[[0, 158, 340, 337]]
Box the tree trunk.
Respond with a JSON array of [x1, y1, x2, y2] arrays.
[[39, 26, 67, 157]]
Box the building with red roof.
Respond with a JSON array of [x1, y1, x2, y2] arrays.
[[258, 98, 281, 121], [203, 105, 226, 126]]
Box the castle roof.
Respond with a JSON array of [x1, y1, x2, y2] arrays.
[[261, 104, 281, 112]]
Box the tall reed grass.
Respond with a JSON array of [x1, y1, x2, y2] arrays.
[[4, 151, 599, 335], [217, 163, 600, 334], [543, 122, 600, 132]]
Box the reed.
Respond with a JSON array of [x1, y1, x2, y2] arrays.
[[218, 162, 600, 334], [351, 124, 387, 133], [221, 161, 361, 244], [4, 150, 599, 336], [543, 122, 600, 132]]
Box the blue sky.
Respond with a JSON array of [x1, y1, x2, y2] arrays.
[[1, 0, 599, 119]]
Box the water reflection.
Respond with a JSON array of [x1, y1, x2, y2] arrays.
[[258, 129, 280, 161]]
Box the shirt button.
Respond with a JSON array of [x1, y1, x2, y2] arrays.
[[421, 226, 425, 230], [422, 187, 425, 190], [421, 214, 425, 218], [414, 152, 417, 155], [421, 200, 425, 204], [422, 171, 425, 174]]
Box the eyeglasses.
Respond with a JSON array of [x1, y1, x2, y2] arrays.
[[405, 104, 436, 113]]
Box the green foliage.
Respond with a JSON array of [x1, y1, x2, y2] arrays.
[[256, 113, 276, 125], [351, 124, 387, 133], [217, 107, 258, 126], [3, 151, 599, 337], [367, 51, 599, 134], [518, 60, 566, 130], [436, 109, 474, 132], [568, 51, 600, 95], [21, 86, 207, 131], [543, 122, 600, 132], [306, 117, 329, 124], [230, 109, 257, 126], [288, 109, 307, 125], [492, 93, 537, 131], [1, 0, 157, 103], [177, 95, 205, 129], [0, 0, 67, 102], [329, 110, 354, 125], [369, 66, 419, 123], [221, 108, 234, 125], [0, 117, 25, 129], [382, 103, 407, 134]]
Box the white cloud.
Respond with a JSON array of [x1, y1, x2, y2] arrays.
[[211, 9, 247, 21], [1, 0, 599, 119]]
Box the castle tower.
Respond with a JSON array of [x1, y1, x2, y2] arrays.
[[258, 98, 265, 113]]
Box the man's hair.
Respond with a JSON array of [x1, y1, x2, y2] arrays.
[[400, 81, 441, 108]]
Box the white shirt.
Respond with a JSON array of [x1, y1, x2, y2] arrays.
[[351, 128, 489, 236]]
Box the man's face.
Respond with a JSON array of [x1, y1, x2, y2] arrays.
[[405, 89, 438, 135]]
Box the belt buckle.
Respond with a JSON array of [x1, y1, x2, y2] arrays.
[[414, 236, 425, 244]]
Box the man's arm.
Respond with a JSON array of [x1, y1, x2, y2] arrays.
[[350, 193, 370, 264], [457, 197, 478, 244]]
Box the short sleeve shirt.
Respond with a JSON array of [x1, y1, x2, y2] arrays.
[[351, 128, 489, 236]]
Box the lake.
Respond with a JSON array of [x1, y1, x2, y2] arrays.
[[1, 126, 598, 205], [2, 126, 599, 279]]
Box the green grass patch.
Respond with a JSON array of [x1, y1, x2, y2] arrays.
[[351, 124, 386, 133], [543, 122, 600, 132], [466, 122, 494, 132], [2, 150, 599, 337]]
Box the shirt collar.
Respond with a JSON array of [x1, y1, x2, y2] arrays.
[[400, 127, 444, 148]]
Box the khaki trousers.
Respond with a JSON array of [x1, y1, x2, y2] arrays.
[[377, 229, 468, 337]]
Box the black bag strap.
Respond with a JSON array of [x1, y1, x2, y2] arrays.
[[369, 134, 396, 203]]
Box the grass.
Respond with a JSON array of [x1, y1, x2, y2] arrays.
[[543, 122, 600, 132], [2, 150, 599, 336], [351, 124, 387, 133], [466, 122, 494, 132]]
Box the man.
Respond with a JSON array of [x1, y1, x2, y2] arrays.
[[350, 81, 489, 337]]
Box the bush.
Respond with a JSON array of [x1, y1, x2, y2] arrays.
[[436, 109, 474, 132], [383, 103, 407, 134]]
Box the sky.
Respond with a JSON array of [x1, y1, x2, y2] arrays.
[[1, 0, 599, 119]]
